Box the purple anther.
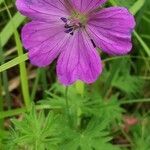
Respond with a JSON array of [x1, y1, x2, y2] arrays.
[[65, 28, 73, 33], [61, 17, 67, 23]]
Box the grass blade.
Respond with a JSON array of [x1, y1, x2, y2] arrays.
[[4, 2, 31, 109], [134, 31, 150, 57], [129, 0, 145, 15], [0, 53, 28, 72], [0, 12, 25, 47]]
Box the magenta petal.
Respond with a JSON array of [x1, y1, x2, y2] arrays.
[[87, 7, 136, 55], [16, 0, 70, 22], [71, 0, 107, 13], [22, 21, 70, 67], [57, 30, 102, 85]]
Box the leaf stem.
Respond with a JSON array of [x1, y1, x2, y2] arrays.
[[31, 69, 41, 101], [65, 86, 71, 125], [65, 86, 69, 113]]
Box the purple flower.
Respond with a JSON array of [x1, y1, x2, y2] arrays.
[[16, 0, 135, 85]]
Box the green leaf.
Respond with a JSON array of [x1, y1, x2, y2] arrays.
[[0, 53, 28, 72], [61, 118, 120, 150], [134, 31, 150, 57], [129, 0, 145, 15], [132, 118, 150, 150], [0, 12, 25, 47], [5, 107, 61, 150]]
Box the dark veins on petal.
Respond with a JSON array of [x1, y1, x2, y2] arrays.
[[90, 39, 96, 48]]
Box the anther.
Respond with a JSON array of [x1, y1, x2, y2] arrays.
[[64, 24, 73, 28], [60, 17, 67, 23], [65, 28, 73, 33], [70, 32, 74, 36]]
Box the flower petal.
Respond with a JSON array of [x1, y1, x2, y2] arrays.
[[86, 7, 135, 55], [57, 30, 102, 85], [22, 21, 70, 67], [70, 0, 107, 13], [16, 0, 70, 22]]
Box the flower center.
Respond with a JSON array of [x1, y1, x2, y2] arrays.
[[71, 12, 88, 26], [61, 12, 88, 35]]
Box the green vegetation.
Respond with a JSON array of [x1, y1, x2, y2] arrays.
[[0, 0, 150, 149]]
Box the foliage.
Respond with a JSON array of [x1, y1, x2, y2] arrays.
[[3, 84, 123, 150], [4, 108, 61, 150], [132, 117, 150, 150]]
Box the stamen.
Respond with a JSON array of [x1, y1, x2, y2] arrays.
[[61, 17, 67, 23], [64, 24, 73, 28], [61, 15, 85, 36], [91, 39, 96, 48], [65, 28, 73, 33], [70, 32, 74, 36], [78, 23, 82, 27]]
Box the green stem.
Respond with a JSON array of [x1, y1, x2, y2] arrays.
[[31, 69, 41, 101], [65, 86, 69, 114], [0, 74, 4, 129], [133, 31, 150, 57], [41, 68, 48, 97], [0, 40, 4, 128], [65, 86, 71, 125], [120, 98, 150, 105]]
